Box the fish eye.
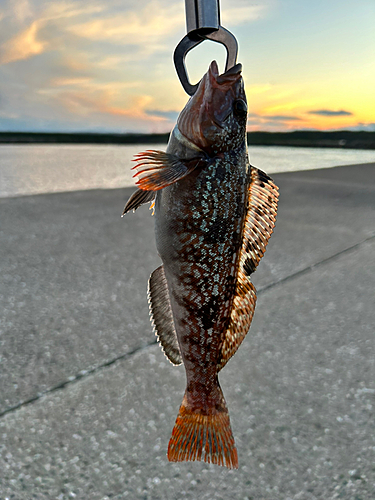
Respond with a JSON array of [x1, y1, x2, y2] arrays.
[[233, 99, 247, 117]]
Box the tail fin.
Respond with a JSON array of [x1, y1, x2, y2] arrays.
[[167, 391, 238, 469]]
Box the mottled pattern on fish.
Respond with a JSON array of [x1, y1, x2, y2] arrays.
[[123, 61, 279, 469], [156, 147, 249, 373]]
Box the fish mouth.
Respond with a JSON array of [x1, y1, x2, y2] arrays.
[[209, 61, 242, 87], [208, 61, 243, 128], [217, 62, 243, 82], [177, 60, 244, 152]]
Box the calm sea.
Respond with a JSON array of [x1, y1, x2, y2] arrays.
[[0, 144, 374, 198]]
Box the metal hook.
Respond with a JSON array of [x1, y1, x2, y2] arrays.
[[174, 0, 238, 96]]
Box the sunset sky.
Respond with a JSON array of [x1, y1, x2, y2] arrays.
[[0, 0, 374, 133]]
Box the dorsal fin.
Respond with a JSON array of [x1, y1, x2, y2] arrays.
[[218, 167, 279, 371], [148, 266, 182, 365]]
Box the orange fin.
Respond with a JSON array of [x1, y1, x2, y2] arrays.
[[218, 167, 278, 371], [168, 393, 238, 469], [218, 281, 257, 372], [122, 188, 156, 215], [241, 166, 279, 272], [132, 150, 204, 191], [148, 266, 182, 365]]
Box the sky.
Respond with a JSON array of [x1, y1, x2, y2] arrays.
[[0, 0, 374, 133]]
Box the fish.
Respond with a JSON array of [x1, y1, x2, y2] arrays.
[[122, 61, 278, 469]]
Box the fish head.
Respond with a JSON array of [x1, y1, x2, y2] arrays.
[[177, 61, 247, 155]]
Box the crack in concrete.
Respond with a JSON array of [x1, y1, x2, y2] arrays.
[[1, 233, 374, 419], [0, 341, 157, 419], [258, 233, 375, 294]]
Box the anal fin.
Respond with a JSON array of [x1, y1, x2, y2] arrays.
[[148, 266, 182, 365], [132, 150, 205, 191], [218, 167, 279, 371]]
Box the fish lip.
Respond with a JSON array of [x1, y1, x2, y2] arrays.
[[209, 61, 242, 83], [219, 63, 242, 78], [209, 60, 220, 78], [215, 63, 243, 85]]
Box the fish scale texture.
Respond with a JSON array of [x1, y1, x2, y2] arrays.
[[156, 149, 248, 370]]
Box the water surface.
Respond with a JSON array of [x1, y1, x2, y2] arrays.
[[0, 144, 374, 198]]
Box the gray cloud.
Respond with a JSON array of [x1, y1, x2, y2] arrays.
[[348, 122, 375, 132], [146, 109, 179, 121], [246, 113, 302, 131], [266, 115, 302, 121], [307, 109, 353, 117]]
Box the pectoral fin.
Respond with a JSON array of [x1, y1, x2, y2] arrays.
[[148, 266, 182, 365], [122, 188, 156, 215], [132, 150, 204, 191], [218, 167, 279, 371]]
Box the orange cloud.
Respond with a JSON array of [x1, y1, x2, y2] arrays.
[[41, 2, 105, 22], [55, 87, 166, 126], [51, 77, 93, 87], [66, 1, 183, 46], [0, 20, 46, 64], [0, 1, 107, 66], [246, 83, 273, 96], [97, 95, 169, 124]]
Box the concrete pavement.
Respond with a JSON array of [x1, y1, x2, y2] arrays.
[[0, 163, 374, 499]]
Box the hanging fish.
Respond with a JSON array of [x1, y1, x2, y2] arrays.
[[123, 61, 278, 469]]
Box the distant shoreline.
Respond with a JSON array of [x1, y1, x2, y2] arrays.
[[0, 131, 374, 150]]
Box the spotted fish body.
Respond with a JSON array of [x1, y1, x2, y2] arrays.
[[123, 61, 278, 469]]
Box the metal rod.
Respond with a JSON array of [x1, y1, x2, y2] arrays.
[[185, 0, 220, 34]]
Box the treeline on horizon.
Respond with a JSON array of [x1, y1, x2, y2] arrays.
[[0, 130, 374, 150]]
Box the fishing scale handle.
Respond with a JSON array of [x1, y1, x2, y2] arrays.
[[185, 0, 220, 35]]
